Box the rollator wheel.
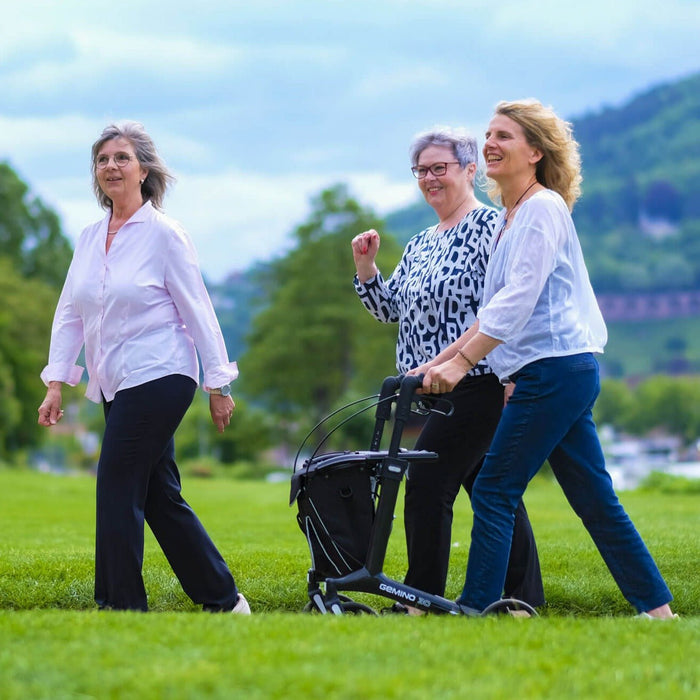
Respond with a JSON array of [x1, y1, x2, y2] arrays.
[[481, 598, 538, 617], [338, 601, 378, 616], [303, 600, 322, 613], [304, 594, 366, 614]]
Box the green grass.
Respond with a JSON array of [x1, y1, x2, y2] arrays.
[[1, 468, 698, 698]]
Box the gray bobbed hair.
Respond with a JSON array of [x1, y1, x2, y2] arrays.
[[91, 120, 175, 210], [409, 125, 479, 168]]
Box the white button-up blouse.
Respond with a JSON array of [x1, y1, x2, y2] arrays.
[[477, 189, 607, 383], [41, 201, 238, 403]]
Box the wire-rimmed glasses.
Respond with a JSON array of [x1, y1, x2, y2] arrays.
[[96, 153, 134, 170]]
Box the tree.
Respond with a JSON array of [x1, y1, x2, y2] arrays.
[[0, 163, 74, 458], [624, 375, 700, 442], [593, 379, 634, 427], [643, 180, 683, 223], [239, 184, 401, 442], [0, 162, 73, 288], [175, 392, 274, 465], [0, 258, 59, 457]]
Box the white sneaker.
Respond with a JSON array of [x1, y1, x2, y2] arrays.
[[636, 611, 679, 620], [232, 594, 251, 615]]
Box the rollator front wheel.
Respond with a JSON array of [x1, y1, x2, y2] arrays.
[[304, 594, 378, 615]]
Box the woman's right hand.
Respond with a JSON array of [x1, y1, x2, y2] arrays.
[[37, 382, 64, 427], [351, 229, 380, 282], [406, 361, 435, 393]]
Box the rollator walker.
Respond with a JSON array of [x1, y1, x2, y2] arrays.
[[290, 374, 537, 617]]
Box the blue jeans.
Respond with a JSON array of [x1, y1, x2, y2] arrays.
[[405, 373, 544, 606], [457, 353, 672, 613]]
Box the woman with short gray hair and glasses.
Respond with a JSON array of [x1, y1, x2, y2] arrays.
[[38, 121, 249, 614], [351, 126, 544, 613]]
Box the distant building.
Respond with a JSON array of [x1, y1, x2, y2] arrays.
[[596, 289, 700, 322]]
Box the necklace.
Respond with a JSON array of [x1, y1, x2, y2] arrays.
[[493, 179, 538, 249]]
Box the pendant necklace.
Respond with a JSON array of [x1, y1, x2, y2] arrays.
[[493, 179, 538, 249]]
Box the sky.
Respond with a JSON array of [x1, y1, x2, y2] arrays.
[[2, 0, 699, 282]]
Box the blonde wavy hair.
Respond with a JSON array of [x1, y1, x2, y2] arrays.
[[487, 99, 582, 211]]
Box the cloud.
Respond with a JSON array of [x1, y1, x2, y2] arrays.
[[166, 169, 417, 279], [0, 114, 98, 156], [353, 64, 450, 100], [1, 0, 698, 284], [36, 165, 416, 282]]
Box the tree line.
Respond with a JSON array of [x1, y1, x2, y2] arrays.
[[0, 163, 72, 459], [2, 163, 699, 469]]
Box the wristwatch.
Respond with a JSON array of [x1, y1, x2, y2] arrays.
[[209, 384, 231, 396]]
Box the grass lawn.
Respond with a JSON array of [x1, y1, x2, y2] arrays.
[[0, 468, 698, 698]]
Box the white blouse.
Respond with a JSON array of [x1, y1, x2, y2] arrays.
[[41, 201, 238, 403], [477, 189, 607, 382]]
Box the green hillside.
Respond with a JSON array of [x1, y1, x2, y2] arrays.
[[213, 73, 700, 381], [385, 72, 700, 294], [575, 71, 700, 220]]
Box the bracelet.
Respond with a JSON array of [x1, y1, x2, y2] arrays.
[[457, 348, 475, 369]]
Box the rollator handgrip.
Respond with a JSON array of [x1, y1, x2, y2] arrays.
[[386, 374, 423, 457]]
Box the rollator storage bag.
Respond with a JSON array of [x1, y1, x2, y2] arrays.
[[291, 451, 376, 579]]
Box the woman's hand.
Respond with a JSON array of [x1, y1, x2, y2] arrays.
[[422, 357, 467, 394], [406, 362, 434, 393], [504, 381, 516, 406], [38, 382, 64, 427], [406, 361, 434, 377], [351, 229, 380, 282], [210, 394, 235, 433]]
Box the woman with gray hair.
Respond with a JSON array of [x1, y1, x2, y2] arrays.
[[351, 126, 544, 613], [38, 121, 249, 614]]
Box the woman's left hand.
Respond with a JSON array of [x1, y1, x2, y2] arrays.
[[210, 394, 235, 433], [422, 357, 466, 394], [504, 381, 516, 406]]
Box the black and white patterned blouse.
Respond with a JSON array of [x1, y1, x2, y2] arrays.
[[354, 206, 498, 374]]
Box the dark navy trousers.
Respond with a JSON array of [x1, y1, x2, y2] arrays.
[[95, 374, 238, 611]]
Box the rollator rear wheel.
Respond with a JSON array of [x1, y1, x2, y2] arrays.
[[481, 598, 538, 617], [337, 601, 378, 616]]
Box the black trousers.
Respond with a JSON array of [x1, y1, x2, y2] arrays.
[[404, 373, 545, 606], [95, 374, 238, 611]]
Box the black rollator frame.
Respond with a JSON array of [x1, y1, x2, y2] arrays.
[[290, 374, 537, 617]]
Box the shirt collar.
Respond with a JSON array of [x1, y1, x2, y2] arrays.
[[102, 199, 155, 228]]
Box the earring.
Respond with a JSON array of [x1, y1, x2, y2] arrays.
[[139, 179, 144, 184]]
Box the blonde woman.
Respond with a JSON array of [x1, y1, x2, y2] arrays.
[[416, 101, 676, 618]]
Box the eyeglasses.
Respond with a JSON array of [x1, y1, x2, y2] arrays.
[[95, 153, 134, 170], [411, 162, 460, 179]]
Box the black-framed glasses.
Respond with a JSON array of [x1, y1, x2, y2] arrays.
[[96, 153, 134, 170], [410, 161, 460, 179]]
